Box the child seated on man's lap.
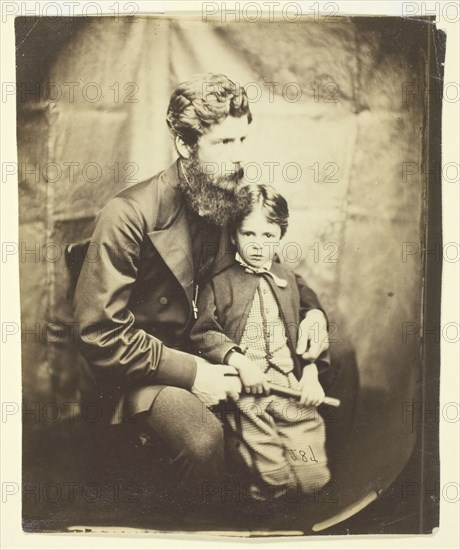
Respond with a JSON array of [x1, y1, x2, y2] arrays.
[[190, 183, 330, 501]]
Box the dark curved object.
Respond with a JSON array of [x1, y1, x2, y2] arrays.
[[64, 238, 91, 302]]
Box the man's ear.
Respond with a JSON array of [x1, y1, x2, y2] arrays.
[[175, 136, 192, 159], [230, 234, 236, 245]]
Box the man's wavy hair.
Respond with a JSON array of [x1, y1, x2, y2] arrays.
[[166, 73, 253, 149]]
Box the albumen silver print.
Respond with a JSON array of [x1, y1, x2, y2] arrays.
[[5, 1, 454, 542]]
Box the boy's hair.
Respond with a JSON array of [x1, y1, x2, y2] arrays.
[[233, 184, 289, 238], [166, 73, 253, 149]]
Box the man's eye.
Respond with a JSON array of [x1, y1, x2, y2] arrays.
[[264, 234, 274, 239]]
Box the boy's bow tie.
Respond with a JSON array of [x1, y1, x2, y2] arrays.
[[235, 253, 287, 288]]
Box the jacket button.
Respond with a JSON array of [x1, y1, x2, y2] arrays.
[[158, 296, 168, 305]]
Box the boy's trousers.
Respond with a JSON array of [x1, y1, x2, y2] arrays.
[[224, 369, 331, 500]]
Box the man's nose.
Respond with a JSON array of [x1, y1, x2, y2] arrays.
[[230, 139, 246, 164]]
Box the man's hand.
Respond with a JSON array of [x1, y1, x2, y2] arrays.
[[296, 309, 329, 362], [297, 363, 325, 407], [191, 357, 242, 406]]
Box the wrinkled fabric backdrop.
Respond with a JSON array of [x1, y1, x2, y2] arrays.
[[17, 16, 429, 495]]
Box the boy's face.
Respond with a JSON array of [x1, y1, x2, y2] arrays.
[[235, 207, 282, 269]]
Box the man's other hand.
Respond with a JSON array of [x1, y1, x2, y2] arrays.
[[191, 357, 242, 405], [296, 309, 329, 362]]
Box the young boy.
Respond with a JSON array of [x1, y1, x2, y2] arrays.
[[190, 183, 331, 501]]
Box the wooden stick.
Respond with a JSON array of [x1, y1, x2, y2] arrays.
[[268, 383, 341, 407]]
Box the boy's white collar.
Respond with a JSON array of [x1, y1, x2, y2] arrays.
[[235, 251, 272, 272]]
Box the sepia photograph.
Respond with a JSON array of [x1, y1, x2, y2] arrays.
[[4, 1, 454, 541]]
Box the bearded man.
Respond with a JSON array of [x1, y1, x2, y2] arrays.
[[73, 74, 332, 504]]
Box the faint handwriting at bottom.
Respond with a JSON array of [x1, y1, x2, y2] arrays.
[[287, 446, 318, 463]]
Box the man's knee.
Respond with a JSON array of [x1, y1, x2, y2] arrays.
[[147, 386, 224, 466], [184, 419, 224, 464]]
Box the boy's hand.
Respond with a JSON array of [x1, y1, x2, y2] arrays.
[[225, 351, 270, 396], [297, 363, 325, 407], [239, 363, 270, 395]]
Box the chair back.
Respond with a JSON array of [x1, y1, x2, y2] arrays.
[[64, 238, 91, 302]]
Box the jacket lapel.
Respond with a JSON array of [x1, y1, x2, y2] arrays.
[[265, 262, 298, 349], [147, 162, 194, 304], [148, 209, 194, 303], [268, 262, 292, 308], [236, 265, 261, 318]]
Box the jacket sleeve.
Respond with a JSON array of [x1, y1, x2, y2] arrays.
[[293, 271, 331, 377], [189, 280, 239, 364], [294, 271, 327, 321], [73, 196, 197, 390]]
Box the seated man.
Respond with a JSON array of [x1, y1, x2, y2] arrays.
[[73, 73, 334, 511]]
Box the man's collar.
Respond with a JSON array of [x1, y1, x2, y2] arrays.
[[152, 159, 184, 229]]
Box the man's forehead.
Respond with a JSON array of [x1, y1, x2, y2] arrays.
[[205, 115, 250, 138]]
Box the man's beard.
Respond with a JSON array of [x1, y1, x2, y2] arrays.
[[178, 155, 245, 226]]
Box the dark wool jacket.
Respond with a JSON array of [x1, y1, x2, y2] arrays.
[[190, 261, 330, 381], [74, 161, 199, 424]]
